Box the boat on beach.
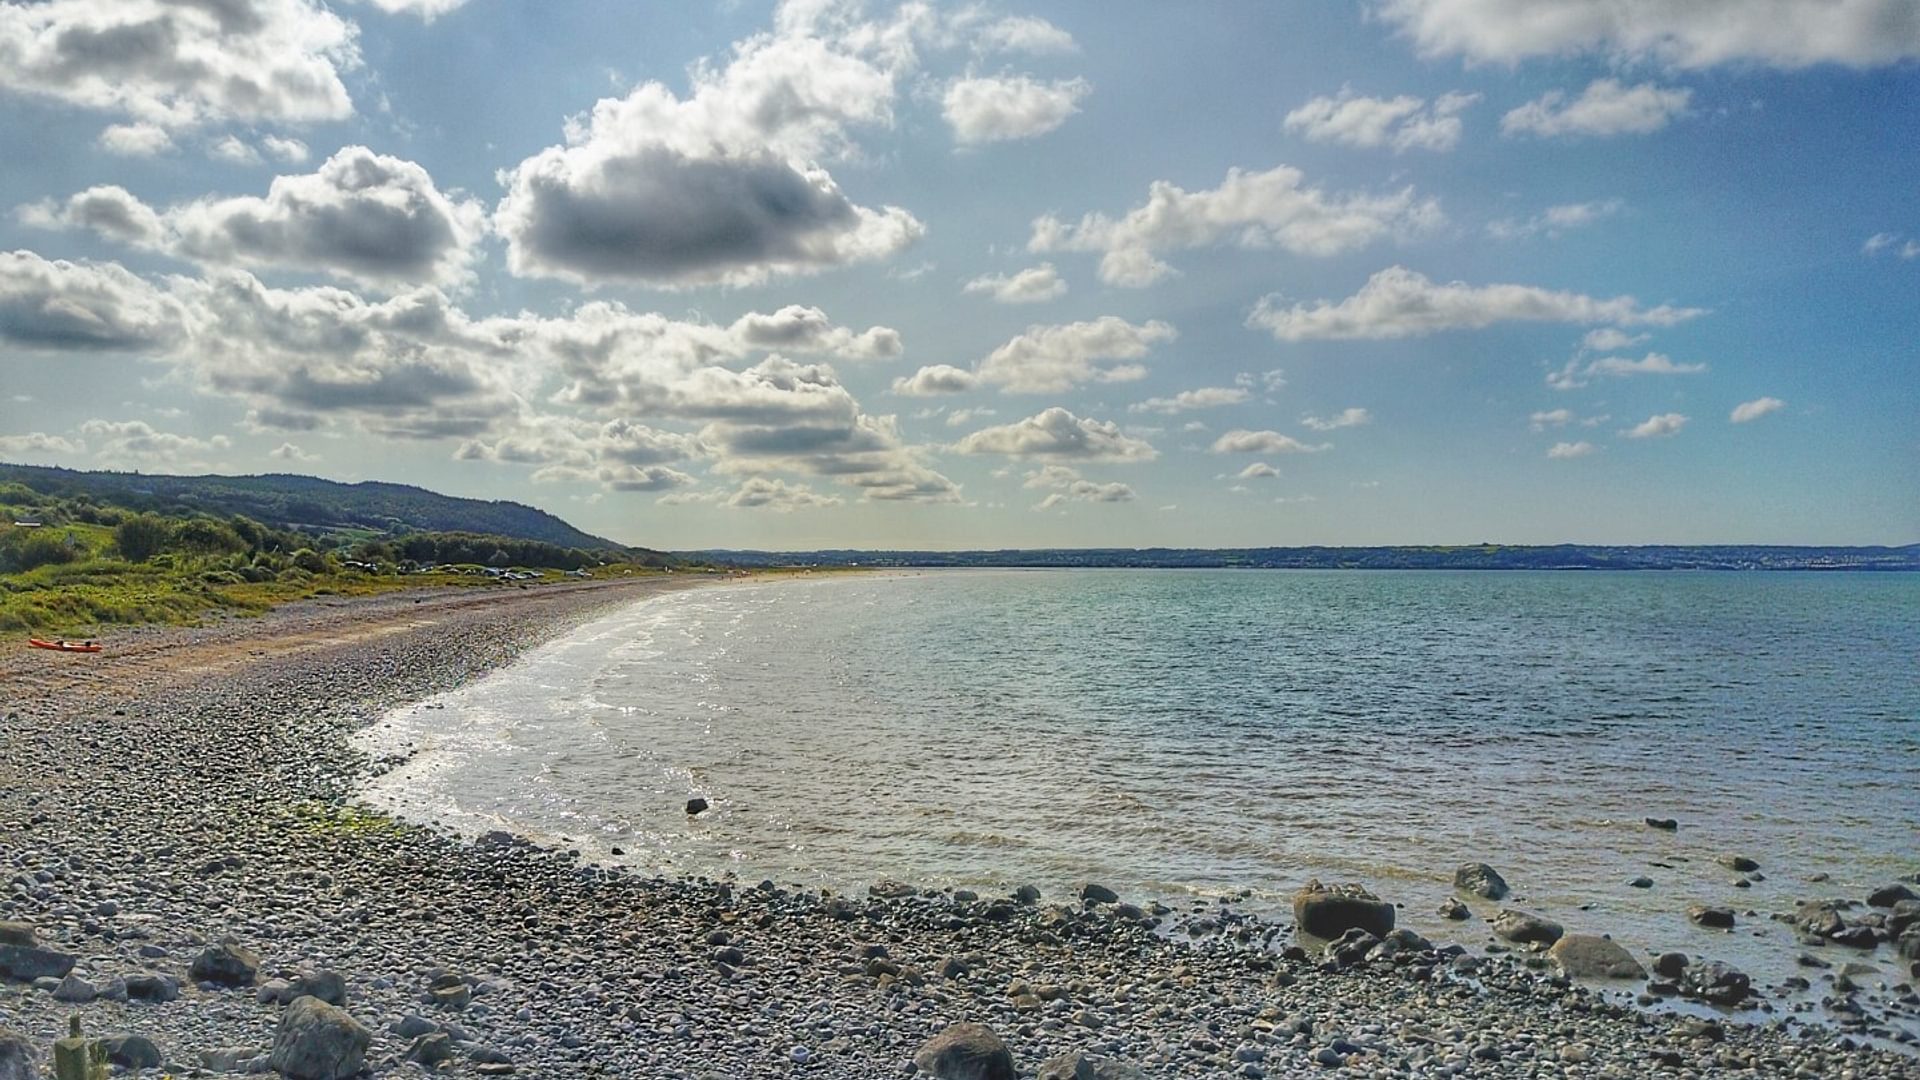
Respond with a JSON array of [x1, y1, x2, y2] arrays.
[[27, 638, 102, 654]]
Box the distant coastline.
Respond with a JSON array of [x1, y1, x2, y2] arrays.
[[690, 543, 1920, 572]]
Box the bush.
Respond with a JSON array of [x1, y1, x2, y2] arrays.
[[115, 514, 172, 562], [1, 529, 80, 572], [290, 548, 331, 574]]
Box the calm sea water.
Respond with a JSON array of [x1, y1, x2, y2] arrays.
[[358, 570, 1919, 992]]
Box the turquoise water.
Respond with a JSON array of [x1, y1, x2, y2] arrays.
[[360, 569, 1919, 989]]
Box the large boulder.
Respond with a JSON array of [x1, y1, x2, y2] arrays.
[[1454, 863, 1510, 900], [1549, 935, 1648, 979], [913, 1023, 1015, 1080], [1036, 1050, 1149, 1080], [0, 1029, 34, 1080], [1868, 883, 1918, 908], [98, 1034, 162, 1071], [1688, 905, 1735, 930], [0, 924, 35, 948], [1292, 881, 1394, 940], [0, 944, 76, 982], [191, 942, 260, 987], [1719, 855, 1759, 873], [124, 973, 180, 1002], [267, 996, 372, 1080], [1678, 961, 1752, 1006], [1491, 909, 1564, 946]]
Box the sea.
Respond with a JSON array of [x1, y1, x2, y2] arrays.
[[356, 569, 1920, 999]]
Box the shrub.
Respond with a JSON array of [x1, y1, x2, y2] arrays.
[[115, 514, 172, 562]]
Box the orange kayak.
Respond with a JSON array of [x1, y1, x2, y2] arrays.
[[28, 638, 102, 654]]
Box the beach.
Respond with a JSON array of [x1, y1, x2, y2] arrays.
[[1, 576, 1916, 1079]]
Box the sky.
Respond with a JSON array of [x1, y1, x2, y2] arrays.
[[0, 0, 1915, 550]]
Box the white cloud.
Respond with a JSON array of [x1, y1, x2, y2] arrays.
[[1237, 461, 1280, 480], [1488, 198, 1623, 240], [1580, 327, 1649, 352], [1379, 0, 1920, 70], [1547, 440, 1596, 459], [1502, 79, 1691, 139], [963, 263, 1066, 303], [0, 0, 359, 132], [79, 418, 229, 467], [0, 432, 84, 457], [1730, 396, 1786, 423], [262, 135, 311, 164], [1301, 407, 1371, 431], [955, 407, 1158, 460], [944, 406, 994, 427], [268, 441, 318, 462], [493, 12, 925, 287], [1129, 386, 1250, 414], [1862, 231, 1920, 259], [975, 317, 1175, 393], [1022, 464, 1134, 510], [1209, 429, 1329, 454], [24, 148, 490, 291], [1624, 412, 1688, 439], [943, 74, 1090, 144], [968, 14, 1077, 55], [352, 0, 471, 20], [1529, 408, 1573, 431], [1249, 265, 1705, 341], [729, 304, 902, 360], [0, 249, 184, 351], [1548, 351, 1707, 389], [97, 123, 173, 157], [1283, 88, 1480, 152], [892, 364, 979, 396], [1030, 164, 1443, 286], [209, 136, 262, 166], [722, 477, 843, 511]]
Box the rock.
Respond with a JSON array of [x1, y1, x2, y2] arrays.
[[1079, 883, 1119, 905], [258, 978, 296, 1005], [1896, 929, 1920, 961], [50, 973, 95, 1003], [1794, 900, 1847, 939], [1490, 909, 1564, 946], [1454, 862, 1510, 900], [1550, 935, 1648, 979], [1719, 855, 1759, 873], [0, 924, 35, 947], [407, 1032, 455, 1065], [200, 1047, 266, 1073], [0, 1029, 33, 1080], [1014, 885, 1041, 905], [1688, 905, 1735, 930], [685, 797, 709, 815], [869, 880, 917, 899], [290, 969, 348, 1006], [393, 1015, 438, 1040], [912, 1022, 1016, 1080], [190, 942, 260, 987], [267, 996, 372, 1080], [124, 973, 179, 1002], [1628, 876, 1654, 889], [0, 944, 76, 983], [1868, 883, 1918, 908], [429, 974, 472, 1010], [1437, 897, 1469, 920], [1036, 1050, 1150, 1080], [1291, 881, 1394, 940], [1645, 817, 1678, 831], [1324, 928, 1380, 968], [1653, 952, 1689, 978], [1678, 960, 1752, 1006], [98, 1034, 163, 1070]]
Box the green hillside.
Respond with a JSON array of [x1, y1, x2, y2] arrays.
[[0, 463, 622, 550]]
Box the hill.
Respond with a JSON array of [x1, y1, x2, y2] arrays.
[[0, 463, 621, 550]]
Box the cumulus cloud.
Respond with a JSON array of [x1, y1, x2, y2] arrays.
[[1488, 198, 1623, 240], [1862, 232, 1920, 259], [1580, 327, 1649, 352], [1128, 387, 1250, 414], [456, 415, 705, 492], [0, 0, 359, 131], [1029, 164, 1443, 286], [963, 263, 1066, 303], [97, 122, 174, 157], [1548, 351, 1706, 390], [954, 406, 1157, 460], [1547, 440, 1596, 459], [1624, 412, 1688, 439], [262, 135, 311, 164], [0, 249, 183, 351], [0, 432, 85, 457], [1529, 408, 1573, 431], [1502, 79, 1691, 138], [943, 74, 1089, 143], [352, 0, 471, 20], [1209, 429, 1329, 454], [1023, 464, 1134, 510], [1379, 0, 1920, 70], [23, 148, 489, 290], [1730, 396, 1786, 423], [78, 418, 229, 467], [722, 476, 843, 511], [1301, 407, 1371, 431], [975, 317, 1175, 392], [1237, 461, 1280, 479], [493, 11, 926, 287], [729, 304, 901, 360], [1283, 88, 1480, 152], [965, 13, 1077, 55], [1248, 266, 1704, 341], [891, 364, 979, 396], [268, 442, 318, 462]]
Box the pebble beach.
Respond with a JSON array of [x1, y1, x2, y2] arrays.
[[2, 579, 1917, 1079]]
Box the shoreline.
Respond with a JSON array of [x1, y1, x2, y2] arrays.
[[1, 580, 1915, 1077]]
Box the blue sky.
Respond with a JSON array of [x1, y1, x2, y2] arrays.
[[0, 0, 1914, 549]]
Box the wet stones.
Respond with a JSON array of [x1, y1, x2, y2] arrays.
[[1653, 951, 1689, 978], [1490, 909, 1564, 947], [1677, 960, 1753, 1006], [1437, 896, 1470, 921], [1454, 862, 1510, 901], [1291, 880, 1394, 939], [913, 1022, 1015, 1080], [1719, 855, 1760, 873], [1867, 883, 1917, 908], [267, 996, 372, 1080], [1079, 882, 1120, 905], [1644, 817, 1679, 831], [684, 797, 709, 816], [1549, 934, 1648, 979], [1688, 905, 1736, 930]]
